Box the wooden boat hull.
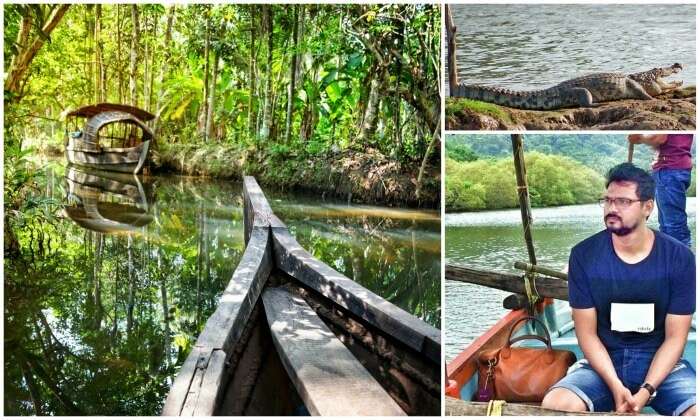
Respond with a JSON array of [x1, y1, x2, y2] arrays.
[[162, 177, 441, 416], [65, 138, 150, 174]]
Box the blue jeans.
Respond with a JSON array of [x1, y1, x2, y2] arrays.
[[653, 169, 692, 247], [550, 349, 696, 415]]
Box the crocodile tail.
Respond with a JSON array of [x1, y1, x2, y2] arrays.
[[454, 83, 532, 109]]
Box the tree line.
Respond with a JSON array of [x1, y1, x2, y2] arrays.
[[445, 152, 605, 212], [5, 4, 439, 164]]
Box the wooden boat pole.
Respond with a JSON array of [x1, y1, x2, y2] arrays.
[[445, 5, 458, 95], [511, 134, 537, 265], [628, 142, 634, 163]]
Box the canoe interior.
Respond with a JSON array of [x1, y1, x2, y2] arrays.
[[452, 300, 696, 414], [161, 177, 440, 416]]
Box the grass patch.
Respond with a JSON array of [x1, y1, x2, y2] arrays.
[[446, 98, 514, 125]]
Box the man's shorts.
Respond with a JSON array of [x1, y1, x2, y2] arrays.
[[548, 348, 696, 415]]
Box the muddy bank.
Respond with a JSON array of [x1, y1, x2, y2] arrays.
[[151, 143, 439, 209], [446, 86, 696, 130]]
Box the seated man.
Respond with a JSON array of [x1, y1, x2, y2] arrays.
[[541, 163, 696, 415]]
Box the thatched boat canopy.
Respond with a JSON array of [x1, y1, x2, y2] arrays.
[[66, 103, 155, 121]]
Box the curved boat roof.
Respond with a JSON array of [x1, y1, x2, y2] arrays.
[[83, 111, 155, 143], [66, 103, 155, 121]]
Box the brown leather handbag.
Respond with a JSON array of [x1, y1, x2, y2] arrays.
[[476, 316, 576, 403]]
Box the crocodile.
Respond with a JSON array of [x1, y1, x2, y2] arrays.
[[453, 63, 684, 110]]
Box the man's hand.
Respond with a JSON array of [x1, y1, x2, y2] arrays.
[[612, 384, 639, 414], [628, 134, 643, 145], [629, 389, 651, 414]]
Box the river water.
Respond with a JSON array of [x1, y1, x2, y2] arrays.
[[450, 4, 696, 90], [4, 164, 440, 415], [445, 199, 696, 363]]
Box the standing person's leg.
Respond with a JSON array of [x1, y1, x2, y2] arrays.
[[653, 169, 691, 247]]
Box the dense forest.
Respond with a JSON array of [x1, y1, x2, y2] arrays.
[[4, 4, 440, 213], [445, 135, 697, 212]]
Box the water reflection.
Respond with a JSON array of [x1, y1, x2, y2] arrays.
[[63, 166, 154, 233], [5, 169, 440, 415]]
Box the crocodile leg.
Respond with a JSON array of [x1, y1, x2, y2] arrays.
[[658, 79, 683, 93], [560, 87, 595, 108], [625, 78, 655, 100]]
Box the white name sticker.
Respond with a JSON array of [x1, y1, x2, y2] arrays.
[[610, 303, 654, 333]]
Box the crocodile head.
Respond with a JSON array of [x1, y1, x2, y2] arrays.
[[629, 63, 683, 88], [629, 64, 684, 95]]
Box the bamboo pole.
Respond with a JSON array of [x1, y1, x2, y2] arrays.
[[511, 134, 537, 265]]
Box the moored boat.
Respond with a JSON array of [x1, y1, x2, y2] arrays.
[[64, 103, 155, 174]]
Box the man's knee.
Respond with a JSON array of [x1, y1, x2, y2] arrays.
[[681, 404, 696, 416], [541, 387, 588, 412]]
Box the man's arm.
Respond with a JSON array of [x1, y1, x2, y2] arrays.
[[573, 308, 638, 413], [632, 314, 692, 406], [628, 134, 668, 147]]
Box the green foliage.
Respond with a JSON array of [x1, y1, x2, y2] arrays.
[[446, 141, 478, 162], [445, 152, 605, 212]]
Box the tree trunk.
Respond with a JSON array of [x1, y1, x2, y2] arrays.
[[415, 122, 439, 201], [5, 5, 71, 100], [247, 6, 257, 138], [201, 11, 211, 140], [393, 18, 405, 150], [259, 5, 273, 141], [445, 5, 459, 95], [153, 5, 175, 136], [130, 5, 140, 107], [359, 70, 382, 143], [117, 5, 123, 103], [284, 5, 299, 144], [95, 4, 104, 103], [205, 52, 219, 140]]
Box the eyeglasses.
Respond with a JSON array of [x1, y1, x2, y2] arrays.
[[598, 197, 643, 208]]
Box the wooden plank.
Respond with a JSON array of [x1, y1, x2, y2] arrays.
[[272, 227, 440, 364], [161, 349, 200, 415], [446, 263, 569, 301], [192, 350, 227, 416], [243, 176, 278, 243], [262, 287, 406, 416], [445, 397, 635, 416]]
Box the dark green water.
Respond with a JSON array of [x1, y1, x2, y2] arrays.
[[445, 200, 696, 363], [4, 164, 440, 415]]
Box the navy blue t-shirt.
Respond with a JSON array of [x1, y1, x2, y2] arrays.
[[568, 229, 695, 352]]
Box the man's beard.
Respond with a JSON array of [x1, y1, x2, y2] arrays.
[[605, 214, 638, 236]]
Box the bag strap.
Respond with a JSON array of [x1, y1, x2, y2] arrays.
[[506, 316, 552, 349]]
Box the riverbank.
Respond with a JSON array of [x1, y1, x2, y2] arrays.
[[151, 143, 439, 209], [446, 86, 696, 130]]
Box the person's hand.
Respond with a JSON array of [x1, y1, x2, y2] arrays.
[[627, 134, 643, 145], [612, 384, 638, 414], [629, 390, 651, 415]]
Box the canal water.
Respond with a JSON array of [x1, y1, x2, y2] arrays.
[[445, 199, 696, 363], [4, 163, 440, 415], [450, 4, 696, 90]]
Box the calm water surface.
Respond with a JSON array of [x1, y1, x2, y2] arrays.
[[4, 164, 440, 415], [445, 199, 696, 363], [451, 4, 696, 90]]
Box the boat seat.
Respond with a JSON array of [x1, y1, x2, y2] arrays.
[[262, 286, 406, 416]]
